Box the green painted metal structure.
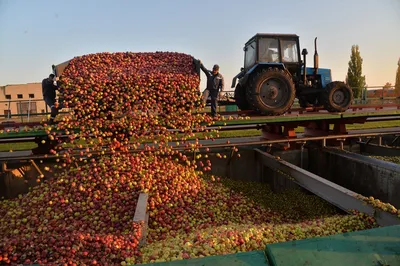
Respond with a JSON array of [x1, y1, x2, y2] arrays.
[[1, 111, 399, 139], [214, 110, 400, 126], [265, 225, 400, 266]]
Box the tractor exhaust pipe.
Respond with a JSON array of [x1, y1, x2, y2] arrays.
[[314, 37, 319, 75], [301, 48, 308, 85]]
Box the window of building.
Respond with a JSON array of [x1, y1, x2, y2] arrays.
[[17, 94, 23, 99], [29, 94, 35, 98], [5, 95, 11, 99]]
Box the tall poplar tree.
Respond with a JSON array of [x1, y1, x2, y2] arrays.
[[395, 58, 400, 96], [346, 45, 366, 98]]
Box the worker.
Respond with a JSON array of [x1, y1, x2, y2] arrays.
[[199, 61, 225, 117], [42, 74, 62, 125], [231, 68, 245, 88]]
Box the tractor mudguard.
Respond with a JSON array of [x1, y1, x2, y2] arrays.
[[238, 63, 286, 87]]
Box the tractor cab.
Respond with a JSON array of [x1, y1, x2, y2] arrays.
[[232, 33, 353, 115], [243, 33, 301, 77]]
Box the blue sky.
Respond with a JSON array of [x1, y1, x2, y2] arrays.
[[1, 0, 399, 90]]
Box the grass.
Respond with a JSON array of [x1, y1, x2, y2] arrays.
[[0, 142, 38, 152], [0, 120, 398, 152]]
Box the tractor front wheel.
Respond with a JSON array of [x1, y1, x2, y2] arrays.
[[234, 83, 251, 111], [321, 81, 353, 112], [246, 68, 296, 115]]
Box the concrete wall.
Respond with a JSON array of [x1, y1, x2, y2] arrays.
[[308, 147, 400, 208], [198, 147, 260, 182], [198, 147, 298, 192], [272, 149, 309, 168], [360, 143, 400, 157]]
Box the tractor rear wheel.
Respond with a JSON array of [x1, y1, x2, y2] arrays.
[[234, 83, 251, 110], [321, 81, 353, 112], [246, 68, 296, 115]]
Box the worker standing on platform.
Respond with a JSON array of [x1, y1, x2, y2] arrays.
[[42, 74, 62, 125], [199, 60, 225, 117]]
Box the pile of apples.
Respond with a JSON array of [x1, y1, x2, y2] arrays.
[[0, 153, 148, 265], [135, 179, 378, 264], [0, 152, 203, 264], [139, 213, 376, 263], [53, 51, 214, 154], [356, 195, 400, 218], [0, 152, 292, 265], [0, 52, 230, 265]]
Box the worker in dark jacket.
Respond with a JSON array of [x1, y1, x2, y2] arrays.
[[42, 74, 62, 124], [199, 61, 224, 117]]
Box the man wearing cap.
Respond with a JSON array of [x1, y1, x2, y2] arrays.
[[42, 74, 62, 125], [199, 61, 225, 117]]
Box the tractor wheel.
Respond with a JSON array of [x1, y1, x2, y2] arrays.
[[321, 81, 353, 112], [246, 68, 296, 115], [234, 83, 251, 110]]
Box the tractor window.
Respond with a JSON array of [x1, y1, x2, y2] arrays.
[[259, 38, 279, 63], [281, 40, 299, 63], [244, 41, 257, 70]]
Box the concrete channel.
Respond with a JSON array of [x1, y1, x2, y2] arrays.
[[1, 141, 400, 226], [199, 142, 400, 226]]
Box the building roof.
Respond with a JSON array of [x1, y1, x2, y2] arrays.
[[2, 82, 41, 87]]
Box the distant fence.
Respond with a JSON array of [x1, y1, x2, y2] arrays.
[[0, 98, 70, 123]]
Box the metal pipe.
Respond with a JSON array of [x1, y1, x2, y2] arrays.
[[19, 101, 23, 123], [28, 98, 31, 122], [301, 49, 308, 85], [300, 141, 306, 169], [391, 136, 399, 146], [313, 37, 319, 75], [30, 159, 44, 177], [7, 98, 11, 119]]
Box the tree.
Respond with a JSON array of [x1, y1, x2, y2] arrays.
[[346, 45, 366, 98], [395, 58, 400, 97], [383, 82, 392, 89], [382, 82, 392, 98]]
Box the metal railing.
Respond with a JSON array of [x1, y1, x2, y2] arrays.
[[0, 85, 398, 122], [219, 85, 399, 104], [0, 98, 70, 123]]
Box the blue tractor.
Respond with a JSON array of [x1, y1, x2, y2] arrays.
[[231, 33, 353, 115]]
